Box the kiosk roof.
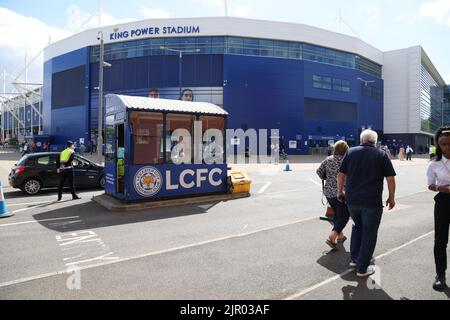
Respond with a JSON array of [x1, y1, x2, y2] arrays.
[[106, 94, 228, 116]]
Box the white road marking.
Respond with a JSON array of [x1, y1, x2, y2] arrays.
[[283, 230, 435, 300], [7, 200, 54, 207], [0, 215, 320, 288], [0, 216, 80, 227], [258, 182, 272, 194], [263, 187, 315, 196]]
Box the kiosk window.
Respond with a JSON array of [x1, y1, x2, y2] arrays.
[[166, 114, 195, 163], [200, 116, 225, 164], [130, 112, 163, 165], [200, 116, 225, 133]]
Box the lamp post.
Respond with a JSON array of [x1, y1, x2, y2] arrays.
[[96, 31, 112, 165], [160, 46, 200, 98]]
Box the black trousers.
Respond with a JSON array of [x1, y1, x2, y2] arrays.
[[58, 170, 76, 198], [434, 192, 450, 277], [327, 197, 350, 234]]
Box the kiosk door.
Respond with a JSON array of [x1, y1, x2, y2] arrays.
[[116, 123, 125, 194]]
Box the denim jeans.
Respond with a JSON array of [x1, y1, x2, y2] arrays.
[[348, 205, 383, 273], [327, 197, 350, 234]]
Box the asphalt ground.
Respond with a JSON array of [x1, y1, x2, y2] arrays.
[[0, 151, 448, 300]]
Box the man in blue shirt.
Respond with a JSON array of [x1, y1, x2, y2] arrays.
[[337, 130, 396, 277]]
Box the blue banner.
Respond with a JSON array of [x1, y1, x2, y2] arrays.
[[105, 163, 228, 201]]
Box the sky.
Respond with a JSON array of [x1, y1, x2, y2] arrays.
[[1, 0, 450, 90]]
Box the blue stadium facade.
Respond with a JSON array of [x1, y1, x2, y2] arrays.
[[42, 17, 384, 154]]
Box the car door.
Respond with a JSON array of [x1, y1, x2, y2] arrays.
[[73, 156, 99, 187], [36, 155, 59, 187]]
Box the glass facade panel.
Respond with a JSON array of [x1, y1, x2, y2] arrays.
[[90, 36, 382, 78], [420, 64, 444, 133], [444, 85, 450, 126], [313, 75, 351, 93], [273, 41, 289, 58], [260, 39, 274, 57]]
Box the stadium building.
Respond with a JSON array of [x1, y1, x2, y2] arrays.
[[2, 17, 448, 154]]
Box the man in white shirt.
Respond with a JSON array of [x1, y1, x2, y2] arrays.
[[427, 126, 450, 291]]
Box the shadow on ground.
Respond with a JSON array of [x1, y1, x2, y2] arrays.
[[33, 199, 220, 233], [316, 242, 393, 300]]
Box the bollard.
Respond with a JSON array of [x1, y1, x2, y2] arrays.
[[284, 159, 292, 172], [0, 179, 13, 218]]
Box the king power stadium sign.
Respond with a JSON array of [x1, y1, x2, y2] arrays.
[[109, 25, 201, 40]]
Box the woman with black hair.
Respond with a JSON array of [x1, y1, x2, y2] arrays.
[[427, 126, 450, 291]]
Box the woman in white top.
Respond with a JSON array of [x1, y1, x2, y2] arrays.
[[427, 126, 450, 291]]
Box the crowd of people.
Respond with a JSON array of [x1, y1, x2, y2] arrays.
[[317, 126, 450, 291]]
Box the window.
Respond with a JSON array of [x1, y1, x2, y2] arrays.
[[200, 115, 225, 164], [362, 84, 381, 100], [273, 41, 289, 58], [243, 38, 260, 56], [130, 112, 164, 165], [37, 156, 57, 166], [260, 40, 274, 57], [313, 75, 351, 93], [89, 36, 382, 79], [313, 75, 332, 90], [166, 114, 196, 164], [226, 37, 243, 55]]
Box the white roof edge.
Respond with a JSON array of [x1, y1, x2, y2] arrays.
[[106, 94, 228, 116], [44, 16, 383, 64], [420, 47, 446, 86]]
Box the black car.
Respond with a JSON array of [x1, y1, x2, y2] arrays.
[[9, 152, 105, 195]]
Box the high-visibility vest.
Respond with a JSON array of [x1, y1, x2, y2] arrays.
[[60, 148, 74, 163], [117, 159, 125, 177]]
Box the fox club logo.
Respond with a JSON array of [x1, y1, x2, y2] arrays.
[[134, 167, 163, 197]]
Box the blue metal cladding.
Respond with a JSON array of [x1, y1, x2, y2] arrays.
[[45, 47, 90, 149], [51, 105, 87, 147], [89, 54, 224, 129], [224, 54, 304, 130], [223, 55, 383, 154]]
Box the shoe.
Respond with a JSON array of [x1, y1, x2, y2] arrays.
[[72, 196, 81, 200], [357, 266, 376, 277], [337, 236, 347, 243], [349, 260, 357, 268], [325, 239, 338, 251], [57, 197, 62, 202], [433, 275, 447, 292]]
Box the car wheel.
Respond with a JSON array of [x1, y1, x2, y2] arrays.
[[22, 178, 42, 195], [99, 175, 105, 189]]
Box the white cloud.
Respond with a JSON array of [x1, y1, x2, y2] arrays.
[[233, 5, 252, 18], [65, 5, 136, 32], [192, 0, 224, 7], [0, 7, 70, 84], [367, 5, 382, 29], [139, 8, 171, 19], [0, 6, 138, 87], [396, 13, 408, 21], [419, 0, 450, 27]]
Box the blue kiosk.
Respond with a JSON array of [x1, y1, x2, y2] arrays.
[[104, 94, 229, 202]]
